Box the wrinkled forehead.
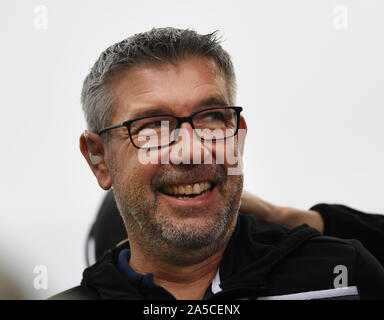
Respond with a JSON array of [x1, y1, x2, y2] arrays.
[[108, 57, 230, 123]]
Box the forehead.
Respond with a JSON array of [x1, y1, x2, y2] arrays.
[[109, 57, 229, 122]]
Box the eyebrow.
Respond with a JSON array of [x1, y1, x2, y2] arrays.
[[129, 96, 229, 119]]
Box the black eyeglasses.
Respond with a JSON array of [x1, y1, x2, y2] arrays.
[[98, 106, 243, 149]]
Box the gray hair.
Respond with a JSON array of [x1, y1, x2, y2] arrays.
[[81, 27, 237, 136]]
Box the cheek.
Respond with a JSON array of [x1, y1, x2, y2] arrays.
[[143, 163, 158, 181], [112, 146, 156, 190], [223, 174, 243, 203], [130, 160, 159, 193], [136, 146, 172, 166], [212, 138, 240, 169]]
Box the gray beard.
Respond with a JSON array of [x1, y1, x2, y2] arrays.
[[110, 161, 242, 264], [134, 191, 236, 250], [115, 184, 240, 241]]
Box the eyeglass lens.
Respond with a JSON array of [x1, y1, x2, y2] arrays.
[[130, 108, 238, 149]]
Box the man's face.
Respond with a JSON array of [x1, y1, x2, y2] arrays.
[[104, 57, 245, 264]]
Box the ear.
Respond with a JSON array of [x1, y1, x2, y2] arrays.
[[80, 131, 112, 190], [238, 115, 247, 157]]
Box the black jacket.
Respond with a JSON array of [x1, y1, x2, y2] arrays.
[[312, 204, 384, 267], [53, 214, 384, 300]]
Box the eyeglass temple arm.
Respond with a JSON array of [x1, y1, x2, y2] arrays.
[[98, 123, 125, 135]]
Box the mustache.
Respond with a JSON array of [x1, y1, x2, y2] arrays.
[[151, 164, 226, 190]]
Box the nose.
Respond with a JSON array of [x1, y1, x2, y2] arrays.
[[168, 122, 207, 165]]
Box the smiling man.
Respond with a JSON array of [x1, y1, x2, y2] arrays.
[[105, 57, 243, 269], [52, 28, 384, 300]]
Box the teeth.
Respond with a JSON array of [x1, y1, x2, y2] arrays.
[[178, 185, 185, 195], [185, 185, 193, 195], [163, 181, 212, 196], [193, 183, 201, 194]]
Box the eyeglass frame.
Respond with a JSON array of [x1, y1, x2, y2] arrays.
[[98, 106, 243, 150]]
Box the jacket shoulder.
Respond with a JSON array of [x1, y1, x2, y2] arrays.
[[268, 234, 384, 299], [48, 285, 100, 300]]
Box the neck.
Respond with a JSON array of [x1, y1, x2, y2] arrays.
[[128, 240, 227, 300]]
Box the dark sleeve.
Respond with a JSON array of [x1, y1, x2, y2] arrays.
[[352, 240, 384, 299], [310, 203, 384, 267]]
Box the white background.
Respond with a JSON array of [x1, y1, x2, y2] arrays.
[[0, 0, 383, 299]]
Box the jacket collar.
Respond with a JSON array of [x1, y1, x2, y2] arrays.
[[81, 214, 320, 300]]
